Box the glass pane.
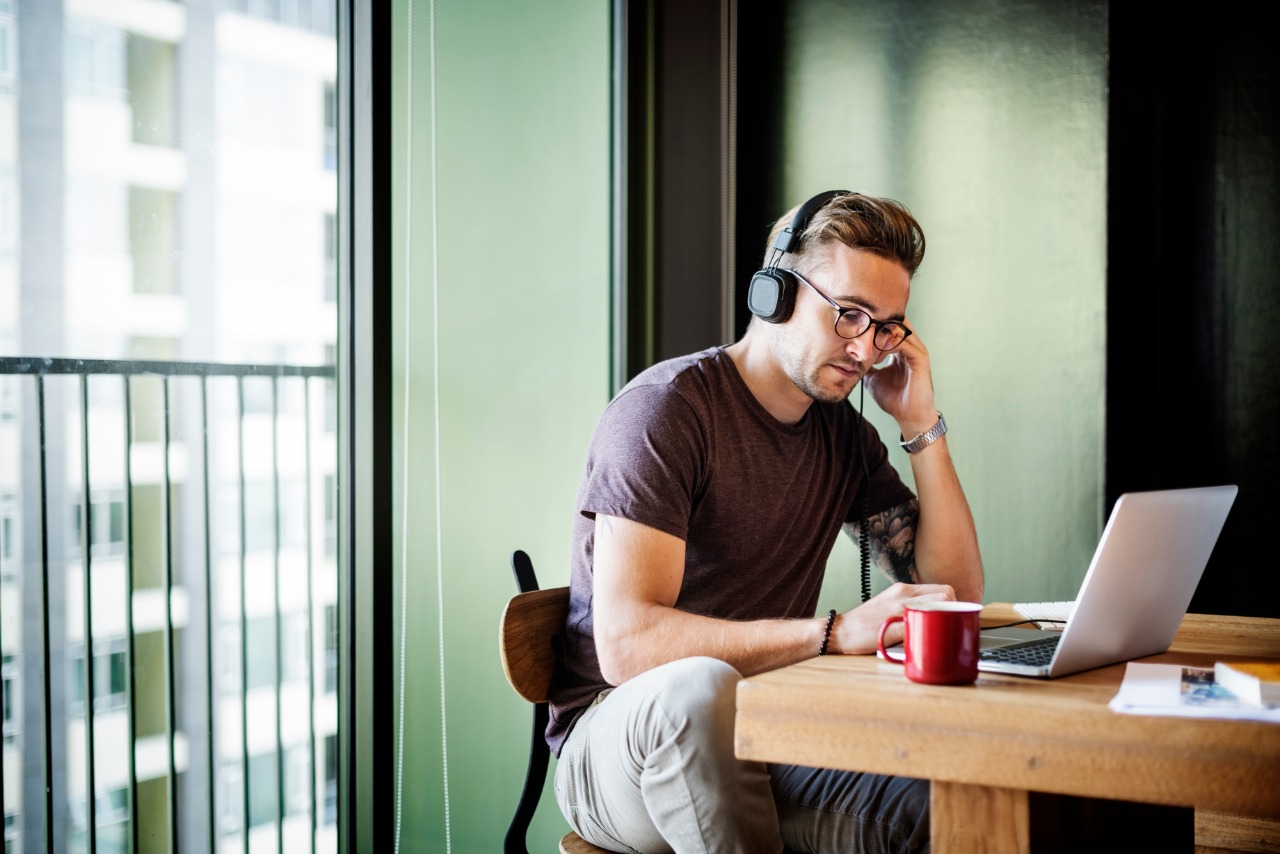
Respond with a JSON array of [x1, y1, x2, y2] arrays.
[[1, 2, 341, 852]]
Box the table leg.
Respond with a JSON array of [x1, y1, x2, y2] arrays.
[[931, 781, 1029, 854]]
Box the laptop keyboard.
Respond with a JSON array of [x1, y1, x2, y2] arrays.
[[980, 635, 1062, 667]]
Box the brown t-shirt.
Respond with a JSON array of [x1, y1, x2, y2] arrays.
[[546, 346, 914, 756]]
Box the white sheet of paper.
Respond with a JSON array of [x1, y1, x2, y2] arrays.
[[1109, 662, 1280, 723]]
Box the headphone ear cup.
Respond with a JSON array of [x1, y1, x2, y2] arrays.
[[748, 269, 798, 323]]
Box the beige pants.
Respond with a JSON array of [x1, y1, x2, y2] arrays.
[[553, 656, 930, 854]]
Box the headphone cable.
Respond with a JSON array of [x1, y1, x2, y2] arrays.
[[858, 381, 871, 602]]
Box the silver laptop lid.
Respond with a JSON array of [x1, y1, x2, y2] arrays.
[[1044, 484, 1238, 677]]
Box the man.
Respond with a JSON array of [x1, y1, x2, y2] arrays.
[[548, 190, 984, 853]]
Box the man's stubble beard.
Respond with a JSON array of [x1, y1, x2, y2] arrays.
[[774, 333, 861, 407]]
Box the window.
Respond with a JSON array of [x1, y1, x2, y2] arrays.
[[323, 604, 337, 694], [323, 84, 337, 170], [68, 640, 128, 714], [68, 490, 126, 559], [247, 751, 278, 828], [284, 611, 309, 684], [129, 187, 179, 295], [216, 766, 243, 835], [218, 626, 242, 694], [322, 733, 337, 825], [64, 21, 127, 101], [245, 617, 277, 691], [286, 743, 311, 816], [0, 12, 15, 96], [324, 213, 337, 300], [0, 492, 16, 565], [2, 654, 16, 735], [0, 173, 16, 255], [126, 35, 176, 147]]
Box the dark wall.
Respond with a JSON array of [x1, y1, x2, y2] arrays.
[[1107, 3, 1280, 617], [631, 1, 1279, 617]]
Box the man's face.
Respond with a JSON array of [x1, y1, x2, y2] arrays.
[[771, 243, 911, 405]]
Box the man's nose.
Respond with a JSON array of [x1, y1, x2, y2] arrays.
[[845, 333, 879, 364]]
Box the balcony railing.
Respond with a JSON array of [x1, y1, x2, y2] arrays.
[[0, 356, 338, 854]]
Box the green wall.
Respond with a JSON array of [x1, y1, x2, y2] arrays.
[[391, 1, 611, 850], [795, 0, 1110, 612]]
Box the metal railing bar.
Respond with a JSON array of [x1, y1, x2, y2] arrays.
[[0, 357, 334, 380], [163, 377, 178, 852], [305, 378, 317, 853], [79, 376, 97, 853], [201, 376, 216, 854], [37, 375, 54, 854], [273, 377, 284, 854], [0, 390, 4, 848], [0, 404, 4, 844], [238, 377, 250, 854], [124, 376, 140, 854]]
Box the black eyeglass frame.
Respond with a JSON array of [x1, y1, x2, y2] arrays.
[[786, 269, 914, 351]]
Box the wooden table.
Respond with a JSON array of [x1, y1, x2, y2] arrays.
[[735, 606, 1280, 852]]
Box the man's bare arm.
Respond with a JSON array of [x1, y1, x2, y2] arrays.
[[591, 514, 828, 684], [859, 499, 921, 584], [593, 513, 958, 682]]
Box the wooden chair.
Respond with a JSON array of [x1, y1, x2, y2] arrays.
[[499, 550, 611, 854]]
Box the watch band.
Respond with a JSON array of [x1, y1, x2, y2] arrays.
[[900, 412, 947, 454]]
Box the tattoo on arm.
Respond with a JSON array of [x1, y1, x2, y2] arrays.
[[864, 499, 920, 583]]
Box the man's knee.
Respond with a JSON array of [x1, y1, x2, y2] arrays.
[[647, 656, 740, 712], [622, 656, 741, 744]]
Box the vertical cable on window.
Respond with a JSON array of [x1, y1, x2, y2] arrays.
[[394, 0, 450, 851]]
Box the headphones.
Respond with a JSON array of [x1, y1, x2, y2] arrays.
[[747, 189, 850, 323]]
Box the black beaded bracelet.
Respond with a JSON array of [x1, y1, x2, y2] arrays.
[[819, 609, 837, 656]]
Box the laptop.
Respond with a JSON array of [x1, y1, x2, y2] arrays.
[[882, 485, 1238, 678]]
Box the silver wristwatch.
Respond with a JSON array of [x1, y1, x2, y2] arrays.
[[900, 412, 947, 454]]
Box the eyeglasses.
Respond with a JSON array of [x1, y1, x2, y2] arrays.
[[787, 269, 913, 351]]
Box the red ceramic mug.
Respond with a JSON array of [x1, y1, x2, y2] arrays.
[[877, 601, 983, 685]]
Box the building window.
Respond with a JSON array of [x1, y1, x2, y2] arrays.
[[216, 765, 243, 835], [65, 21, 127, 101], [247, 751, 278, 828], [322, 733, 337, 825], [0, 12, 15, 96], [323, 212, 337, 301], [0, 173, 16, 255], [323, 604, 337, 695], [323, 83, 337, 171], [68, 490, 126, 559], [68, 640, 128, 715], [130, 187, 179, 295], [245, 617, 277, 691], [2, 654, 17, 736], [0, 492, 16, 566], [286, 743, 311, 816], [126, 35, 177, 148]]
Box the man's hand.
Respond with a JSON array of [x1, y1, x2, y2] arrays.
[[862, 317, 938, 437], [827, 581, 957, 654]]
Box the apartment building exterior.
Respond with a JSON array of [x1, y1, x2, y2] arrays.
[[0, 0, 340, 851]]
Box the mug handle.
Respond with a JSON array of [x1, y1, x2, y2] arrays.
[[877, 614, 905, 664]]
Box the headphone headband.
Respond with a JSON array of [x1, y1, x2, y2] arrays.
[[772, 189, 850, 256]]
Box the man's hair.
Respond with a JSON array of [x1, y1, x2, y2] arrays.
[[762, 191, 926, 278]]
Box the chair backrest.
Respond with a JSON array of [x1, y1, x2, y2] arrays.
[[500, 549, 567, 854], [500, 585, 571, 703], [500, 551, 612, 854]]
